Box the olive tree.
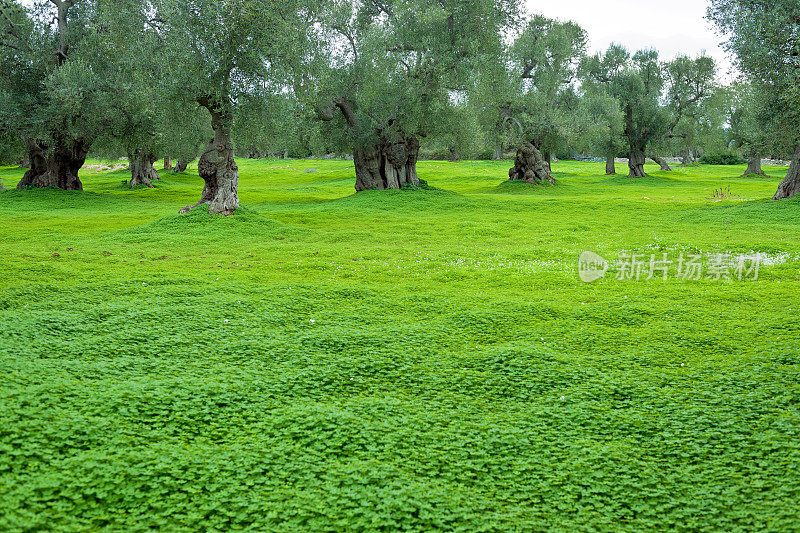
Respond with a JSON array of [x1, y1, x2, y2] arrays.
[[579, 46, 627, 175], [660, 54, 718, 167], [305, 0, 518, 191], [501, 15, 587, 185], [152, 0, 314, 213], [583, 45, 668, 178], [0, 0, 174, 190], [723, 81, 773, 176], [579, 89, 625, 175], [99, 3, 210, 188], [1, 0, 95, 190], [709, 0, 800, 199]]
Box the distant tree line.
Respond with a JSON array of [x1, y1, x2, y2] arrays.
[[0, 0, 798, 212]]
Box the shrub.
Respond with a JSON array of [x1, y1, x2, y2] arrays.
[[699, 151, 746, 165]]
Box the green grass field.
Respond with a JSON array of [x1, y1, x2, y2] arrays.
[[1, 159, 799, 531]]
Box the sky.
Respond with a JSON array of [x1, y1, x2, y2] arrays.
[[526, 0, 737, 78]]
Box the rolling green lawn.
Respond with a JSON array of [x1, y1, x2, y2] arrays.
[[1, 159, 799, 531]]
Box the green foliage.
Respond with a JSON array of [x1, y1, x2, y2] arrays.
[[494, 14, 587, 154], [1, 159, 800, 529], [575, 87, 625, 157], [723, 81, 775, 158], [422, 104, 486, 160], [660, 54, 719, 158], [708, 0, 800, 153], [582, 45, 669, 157], [303, 0, 518, 152], [0, 0, 163, 157], [0, 1, 48, 138], [700, 150, 746, 165], [0, 131, 22, 165]]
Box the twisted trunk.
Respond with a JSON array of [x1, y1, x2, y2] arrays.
[[16, 2, 88, 191], [17, 136, 87, 190], [324, 97, 421, 191], [773, 143, 800, 200], [171, 157, 191, 173], [742, 156, 766, 177], [18, 139, 46, 188], [354, 136, 420, 191], [543, 150, 552, 174], [681, 150, 696, 166], [163, 157, 172, 171], [180, 98, 239, 215], [649, 154, 672, 171], [606, 152, 616, 175], [509, 142, 555, 185], [625, 102, 648, 178], [628, 147, 647, 178], [128, 149, 158, 188], [21, 145, 31, 168]]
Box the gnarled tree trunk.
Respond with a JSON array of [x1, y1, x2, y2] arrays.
[[681, 150, 695, 166], [773, 143, 800, 200], [509, 142, 555, 185], [17, 136, 87, 190], [163, 157, 172, 171], [128, 149, 158, 188], [319, 96, 422, 191], [15, 1, 88, 191], [20, 138, 38, 172], [355, 136, 420, 191], [742, 156, 766, 177], [649, 154, 672, 171], [543, 150, 552, 175], [606, 152, 616, 175], [171, 157, 191, 173], [180, 98, 239, 215], [628, 147, 647, 178]]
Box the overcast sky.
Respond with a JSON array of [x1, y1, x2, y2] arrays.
[[526, 0, 736, 77]]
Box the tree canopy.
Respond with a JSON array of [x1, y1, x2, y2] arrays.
[[708, 0, 800, 198]]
